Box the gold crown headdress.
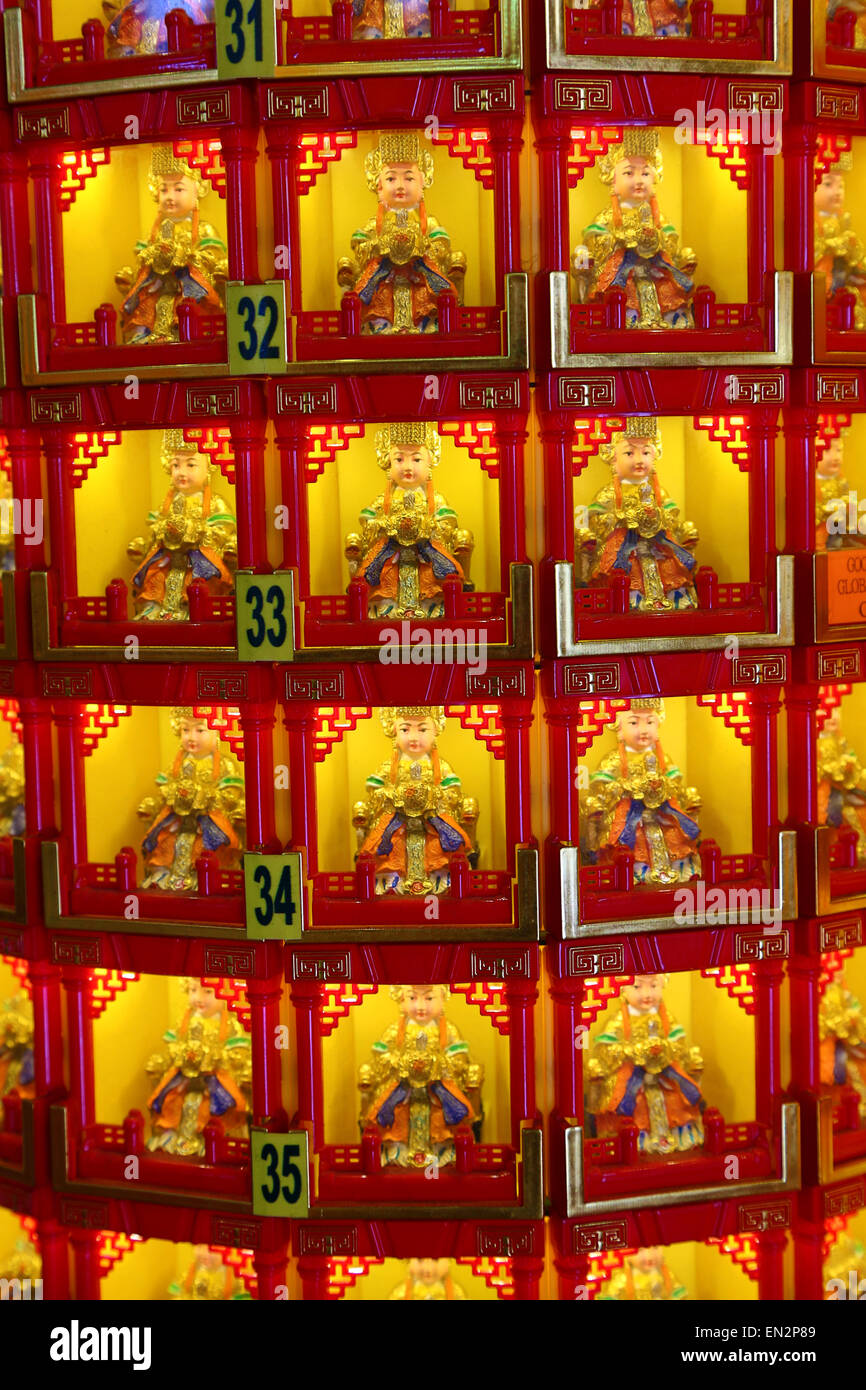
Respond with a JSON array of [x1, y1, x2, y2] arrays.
[[170, 707, 218, 736], [160, 429, 209, 475], [598, 128, 663, 186], [620, 697, 666, 719], [374, 423, 441, 470], [380, 706, 446, 738], [599, 417, 662, 464], [365, 130, 435, 194], [389, 984, 450, 1002], [148, 144, 211, 202], [834, 150, 853, 173]]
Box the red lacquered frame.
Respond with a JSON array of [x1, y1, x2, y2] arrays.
[[795, 1174, 866, 1300], [37, 665, 280, 944], [0, 1196, 72, 1299], [0, 951, 63, 1191], [551, 1197, 791, 1301], [786, 82, 866, 364], [789, 912, 866, 1188], [786, 370, 866, 645], [542, 651, 795, 938], [536, 0, 790, 76], [12, 82, 260, 385], [277, 661, 538, 942], [269, 371, 532, 662], [17, 380, 268, 662], [292, 1216, 543, 1300], [257, 74, 527, 375], [533, 73, 791, 370], [51, 951, 288, 1213], [538, 367, 792, 658], [787, 644, 866, 917], [794, 0, 866, 84], [546, 932, 800, 1214], [287, 939, 542, 1219]]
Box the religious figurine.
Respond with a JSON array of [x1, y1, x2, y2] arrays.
[[817, 706, 866, 864], [347, 0, 454, 38], [815, 427, 862, 552], [827, 1, 866, 51], [345, 423, 473, 619], [586, 973, 706, 1154], [0, 1238, 40, 1298], [116, 146, 228, 345], [338, 131, 465, 335], [103, 0, 214, 57], [388, 1258, 468, 1300], [572, 128, 697, 329], [825, 1235, 866, 1299], [358, 984, 483, 1169], [353, 706, 477, 896], [0, 741, 25, 838], [146, 978, 251, 1157], [575, 417, 699, 611], [0, 992, 34, 1102], [569, 0, 690, 36], [0, 472, 16, 573], [815, 151, 866, 331], [598, 1246, 688, 1300], [127, 430, 237, 622], [169, 1245, 252, 1299], [820, 959, 866, 1118], [581, 698, 702, 884], [138, 707, 245, 892]]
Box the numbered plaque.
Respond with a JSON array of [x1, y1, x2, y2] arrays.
[[236, 572, 295, 662], [244, 852, 305, 940], [251, 1130, 310, 1218], [226, 282, 289, 376], [216, 0, 277, 78]]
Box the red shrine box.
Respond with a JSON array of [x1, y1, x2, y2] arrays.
[[795, 1175, 866, 1300], [535, 0, 790, 76], [546, 934, 800, 1214], [795, 0, 866, 83], [276, 661, 538, 942], [16, 381, 268, 662], [56, 1197, 289, 1302], [49, 958, 290, 1215], [256, 76, 527, 375], [786, 372, 866, 645], [542, 651, 795, 939], [786, 650, 866, 918], [785, 83, 866, 364], [269, 372, 532, 664], [538, 368, 792, 659], [12, 84, 261, 385], [0, 951, 64, 1192], [0, 688, 62, 933], [285, 940, 542, 1220], [291, 1217, 544, 1300], [789, 913, 866, 1189], [0, 1199, 72, 1300], [551, 1196, 792, 1302], [3, 0, 216, 102], [533, 74, 790, 370], [36, 670, 281, 945]]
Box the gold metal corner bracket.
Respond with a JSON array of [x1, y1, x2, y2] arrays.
[[815, 824, 866, 915], [565, 1102, 800, 1217], [816, 1094, 866, 1186]]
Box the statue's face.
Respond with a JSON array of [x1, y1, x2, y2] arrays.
[[388, 444, 431, 489], [823, 706, 843, 737], [169, 451, 209, 494], [632, 1247, 664, 1273], [395, 715, 437, 759], [186, 981, 223, 1018], [157, 174, 198, 222], [611, 437, 657, 482], [817, 437, 844, 477], [612, 155, 656, 204], [408, 1258, 451, 1284], [815, 171, 845, 216], [179, 718, 219, 758], [617, 710, 660, 750], [622, 974, 666, 1013], [401, 985, 446, 1025], [377, 162, 424, 210]]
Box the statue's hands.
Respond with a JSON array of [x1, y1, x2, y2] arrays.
[[145, 1053, 167, 1078], [677, 247, 698, 275], [127, 535, 147, 560]]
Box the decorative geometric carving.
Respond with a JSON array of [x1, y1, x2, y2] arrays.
[[737, 1201, 791, 1233], [571, 414, 625, 477], [277, 384, 338, 417], [446, 704, 504, 759], [704, 139, 751, 192], [304, 424, 364, 482], [696, 692, 752, 746], [468, 948, 531, 981], [817, 681, 852, 733], [267, 87, 329, 122], [562, 665, 622, 697], [567, 125, 622, 187], [0, 699, 22, 742], [316, 983, 377, 1036], [723, 374, 785, 404], [203, 946, 257, 978], [701, 964, 756, 1016], [824, 1183, 865, 1218], [58, 147, 110, 212], [554, 80, 614, 114], [452, 82, 515, 115], [815, 131, 853, 182], [312, 706, 372, 762], [571, 698, 629, 758], [171, 137, 227, 196], [818, 650, 860, 682], [297, 1226, 356, 1257], [201, 977, 251, 1032], [50, 938, 103, 967], [42, 670, 93, 699], [97, 1232, 140, 1277], [211, 1216, 260, 1250], [186, 386, 240, 418], [475, 1227, 533, 1258], [455, 1255, 515, 1298], [820, 918, 863, 952], [465, 670, 525, 700], [175, 92, 231, 130], [196, 671, 247, 702], [210, 1245, 257, 1296], [735, 930, 789, 962], [193, 705, 244, 762], [0, 955, 30, 994], [291, 951, 352, 983], [184, 427, 235, 485], [692, 416, 752, 471], [80, 703, 132, 756], [451, 981, 510, 1035], [459, 379, 521, 411], [30, 393, 82, 425], [17, 108, 70, 140], [731, 655, 787, 686], [70, 432, 121, 489], [432, 127, 495, 189], [558, 376, 616, 409], [88, 969, 140, 1020], [816, 375, 860, 405], [729, 83, 784, 112], [706, 1234, 761, 1281], [438, 420, 500, 478], [815, 87, 859, 121], [326, 1256, 384, 1299], [572, 1219, 629, 1255], [285, 672, 345, 702], [819, 947, 856, 997], [59, 1198, 111, 1229], [296, 132, 358, 195]]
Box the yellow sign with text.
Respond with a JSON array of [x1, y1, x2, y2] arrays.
[[826, 549, 866, 627], [251, 1130, 310, 1218], [226, 282, 288, 376], [244, 852, 305, 940], [236, 572, 295, 662], [215, 0, 277, 78]]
